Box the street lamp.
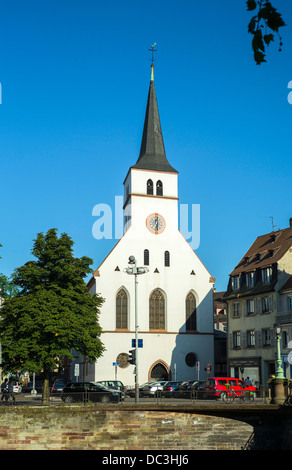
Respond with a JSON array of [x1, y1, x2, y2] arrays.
[[124, 256, 148, 402], [274, 323, 285, 379], [0, 288, 3, 385]]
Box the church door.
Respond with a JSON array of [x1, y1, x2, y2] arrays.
[[150, 362, 170, 381]]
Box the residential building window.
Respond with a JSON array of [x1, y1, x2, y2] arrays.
[[231, 276, 240, 290], [164, 250, 170, 267], [186, 292, 196, 331], [147, 179, 153, 195], [233, 302, 240, 317], [144, 249, 149, 266], [246, 272, 255, 287], [287, 297, 292, 311], [116, 288, 128, 330], [247, 299, 255, 315], [262, 296, 272, 313], [233, 331, 241, 348], [262, 329, 271, 346], [149, 289, 165, 330], [282, 330, 289, 349], [262, 267, 272, 284], [156, 180, 163, 196], [247, 330, 255, 347]]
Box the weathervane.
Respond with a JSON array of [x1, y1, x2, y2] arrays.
[[149, 43, 157, 80]]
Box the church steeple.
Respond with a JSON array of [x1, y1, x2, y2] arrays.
[[131, 52, 178, 174]]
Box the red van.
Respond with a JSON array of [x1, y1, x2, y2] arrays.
[[204, 377, 257, 399]]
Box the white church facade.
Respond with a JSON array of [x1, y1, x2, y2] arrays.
[[84, 65, 215, 386]]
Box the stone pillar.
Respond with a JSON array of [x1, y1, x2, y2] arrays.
[[269, 378, 288, 405]]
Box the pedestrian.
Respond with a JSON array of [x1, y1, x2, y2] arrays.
[[8, 378, 16, 405], [0, 379, 8, 403], [245, 377, 251, 386]]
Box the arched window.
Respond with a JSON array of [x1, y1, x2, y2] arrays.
[[149, 289, 165, 330], [186, 292, 196, 331], [156, 180, 163, 196], [164, 250, 170, 267], [116, 288, 128, 329], [147, 179, 153, 195], [144, 249, 149, 266]]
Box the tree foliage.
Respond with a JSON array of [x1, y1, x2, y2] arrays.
[[246, 1, 286, 64], [0, 229, 105, 404]]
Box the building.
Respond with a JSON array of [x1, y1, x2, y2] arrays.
[[224, 219, 292, 386], [277, 275, 292, 378], [213, 290, 227, 332], [213, 291, 227, 376], [82, 64, 215, 385]]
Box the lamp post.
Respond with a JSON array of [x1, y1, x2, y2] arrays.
[[124, 256, 148, 403], [0, 288, 3, 386], [274, 323, 285, 379], [269, 322, 286, 404]]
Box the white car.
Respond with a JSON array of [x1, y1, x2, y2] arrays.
[[140, 381, 168, 397], [13, 382, 22, 394]]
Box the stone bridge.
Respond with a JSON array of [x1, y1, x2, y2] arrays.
[[0, 402, 291, 450]]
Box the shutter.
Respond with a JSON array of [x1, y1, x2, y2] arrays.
[[243, 300, 247, 316], [256, 298, 262, 314], [255, 329, 262, 348], [241, 331, 247, 349], [269, 296, 273, 313], [229, 333, 234, 350], [271, 328, 276, 347]]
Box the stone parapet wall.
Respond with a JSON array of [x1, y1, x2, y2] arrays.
[[0, 405, 253, 450]]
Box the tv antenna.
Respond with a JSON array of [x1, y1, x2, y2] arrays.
[[262, 216, 278, 232]]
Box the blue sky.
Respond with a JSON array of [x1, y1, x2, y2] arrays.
[[0, 0, 291, 292]]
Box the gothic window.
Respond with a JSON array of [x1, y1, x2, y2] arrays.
[[116, 288, 128, 330], [186, 292, 196, 331], [156, 180, 163, 196], [149, 289, 165, 330], [164, 250, 170, 267], [144, 249, 149, 266], [147, 179, 153, 195]]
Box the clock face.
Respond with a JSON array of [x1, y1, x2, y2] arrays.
[[146, 213, 166, 234]]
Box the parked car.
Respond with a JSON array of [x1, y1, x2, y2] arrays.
[[51, 379, 66, 395], [178, 381, 197, 398], [126, 382, 150, 398], [13, 382, 22, 394], [61, 381, 120, 404], [162, 381, 183, 398], [95, 381, 124, 392], [204, 377, 258, 400], [140, 381, 168, 397], [191, 380, 206, 398]]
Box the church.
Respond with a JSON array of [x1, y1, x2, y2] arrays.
[[84, 60, 215, 386]]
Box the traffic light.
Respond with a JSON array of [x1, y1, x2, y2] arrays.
[[128, 349, 136, 365]]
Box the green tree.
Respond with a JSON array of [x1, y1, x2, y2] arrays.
[[246, 0, 286, 64], [0, 229, 105, 405]]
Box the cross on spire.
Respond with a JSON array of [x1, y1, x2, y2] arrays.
[[148, 43, 157, 81]]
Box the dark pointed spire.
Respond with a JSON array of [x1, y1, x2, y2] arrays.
[[131, 64, 178, 174]]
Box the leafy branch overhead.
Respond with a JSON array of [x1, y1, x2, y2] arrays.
[[246, 0, 286, 64]]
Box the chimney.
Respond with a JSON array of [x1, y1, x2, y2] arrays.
[[290, 218, 292, 228]]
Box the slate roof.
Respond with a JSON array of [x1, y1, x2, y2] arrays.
[[131, 78, 178, 174], [229, 225, 292, 276], [281, 275, 292, 291]]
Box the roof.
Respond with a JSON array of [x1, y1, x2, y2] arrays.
[[229, 225, 292, 276], [131, 77, 178, 174], [213, 291, 227, 308], [280, 276, 292, 292]]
